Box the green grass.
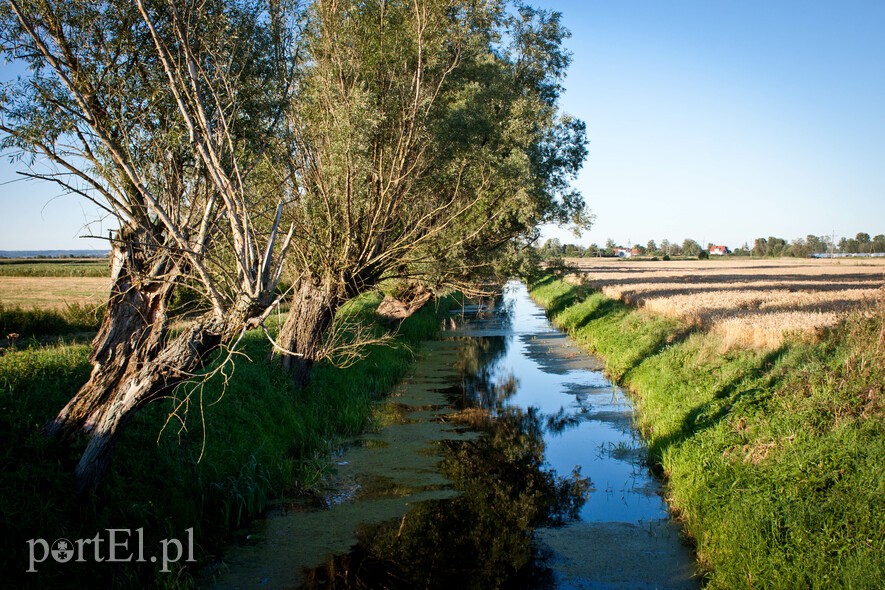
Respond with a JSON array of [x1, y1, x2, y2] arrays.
[[1, 302, 106, 341], [0, 291, 456, 588], [529, 277, 885, 589], [0, 259, 110, 277]]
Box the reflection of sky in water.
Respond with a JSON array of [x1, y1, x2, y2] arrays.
[[463, 282, 669, 524], [212, 282, 697, 589]]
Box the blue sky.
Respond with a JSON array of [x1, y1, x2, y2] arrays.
[[1, 0, 884, 250], [536, 0, 885, 249]]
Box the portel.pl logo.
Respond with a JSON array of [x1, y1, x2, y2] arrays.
[[27, 528, 195, 573]]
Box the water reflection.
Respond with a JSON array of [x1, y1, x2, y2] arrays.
[[299, 405, 590, 589], [209, 283, 697, 590], [450, 335, 517, 411]]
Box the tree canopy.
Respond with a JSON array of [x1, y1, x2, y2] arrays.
[[0, 0, 590, 485]]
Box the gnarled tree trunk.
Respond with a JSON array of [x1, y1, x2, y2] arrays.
[[46, 226, 177, 442], [272, 275, 341, 388], [375, 283, 433, 324], [71, 314, 234, 493], [45, 228, 266, 493]]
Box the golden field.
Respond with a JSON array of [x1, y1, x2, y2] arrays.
[[565, 257, 885, 348], [0, 276, 109, 309]]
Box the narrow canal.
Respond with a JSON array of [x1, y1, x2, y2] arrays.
[[208, 282, 698, 589]]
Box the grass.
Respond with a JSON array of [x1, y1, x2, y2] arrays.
[[0, 258, 110, 278], [530, 276, 885, 589], [0, 291, 457, 588], [1, 302, 105, 343], [563, 257, 885, 349]]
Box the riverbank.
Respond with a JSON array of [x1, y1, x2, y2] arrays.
[[0, 292, 454, 588], [208, 281, 697, 589], [529, 277, 885, 589]]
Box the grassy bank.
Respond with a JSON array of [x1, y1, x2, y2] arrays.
[[1, 302, 106, 342], [0, 292, 455, 588], [530, 277, 885, 589]]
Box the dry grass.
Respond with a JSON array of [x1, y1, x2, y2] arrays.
[[0, 276, 110, 309], [565, 258, 885, 349]]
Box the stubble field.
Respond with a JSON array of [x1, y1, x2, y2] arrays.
[[0, 276, 110, 309], [565, 257, 885, 348]]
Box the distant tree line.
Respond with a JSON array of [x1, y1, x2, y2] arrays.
[[737, 233, 885, 257], [538, 237, 706, 259], [537, 232, 885, 260]]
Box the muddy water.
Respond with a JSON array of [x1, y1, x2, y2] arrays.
[[207, 282, 698, 589]]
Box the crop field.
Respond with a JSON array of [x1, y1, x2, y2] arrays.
[[565, 257, 885, 348], [0, 259, 109, 311], [0, 258, 109, 277], [0, 276, 109, 309]]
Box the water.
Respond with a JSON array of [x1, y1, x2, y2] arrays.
[[206, 282, 698, 589]]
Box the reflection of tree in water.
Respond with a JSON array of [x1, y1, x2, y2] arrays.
[[451, 335, 518, 411], [298, 407, 590, 589], [447, 291, 515, 331]]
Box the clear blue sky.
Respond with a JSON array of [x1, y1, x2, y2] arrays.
[[1, 0, 884, 250], [536, 0, 885, 249]]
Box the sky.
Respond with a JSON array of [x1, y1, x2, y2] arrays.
[[1, 1, 884, 250], [534, 0, 885, 249]]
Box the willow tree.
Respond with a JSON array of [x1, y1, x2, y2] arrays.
[[0, 0, 300, 491], [274, 0, 589, 384]]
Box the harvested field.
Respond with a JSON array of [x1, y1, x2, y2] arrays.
[[0, 276, 109, 309], [565, 258, 885, 348]]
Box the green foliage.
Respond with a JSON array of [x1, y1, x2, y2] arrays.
[[284, 0, 589, 298], [0, 292, 453, 588], [530, 277, 885, 589], [0, 302, 105, 340]]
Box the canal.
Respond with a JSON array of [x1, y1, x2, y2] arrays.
[[208, 282, 698, 589]]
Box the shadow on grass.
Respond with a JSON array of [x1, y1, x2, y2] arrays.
[[647, 346, 788, 465], [553, 292, 700, 381]]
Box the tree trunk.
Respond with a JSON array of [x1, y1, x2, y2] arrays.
[[272, 276, 340, 388], [44, 227, 262, 493], [375, 284, 433, 324], [71, 315, 231, 493], [46, 227, 177, 441]]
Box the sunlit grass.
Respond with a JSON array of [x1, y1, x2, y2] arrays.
[[0, 290, 455, 588], [0, 259, 109, 278], [530, 276, 885, 589]]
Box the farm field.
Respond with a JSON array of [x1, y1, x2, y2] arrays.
[[0, 257, 109, 277], [0, 276, 109, 309], [0, 259, 110, 310], [565, 257, 885, 348]]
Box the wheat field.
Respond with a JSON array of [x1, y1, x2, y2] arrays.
[[565, 257, 885, 348]]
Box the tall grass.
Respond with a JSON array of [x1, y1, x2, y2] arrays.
[[1, 302, 105, 340], [530, 277, 885, 589], [0, 291, 455, 588]]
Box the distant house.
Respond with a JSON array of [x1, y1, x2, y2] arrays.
[[614, 247, 633, 258], [709, 245, 730, 256]]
